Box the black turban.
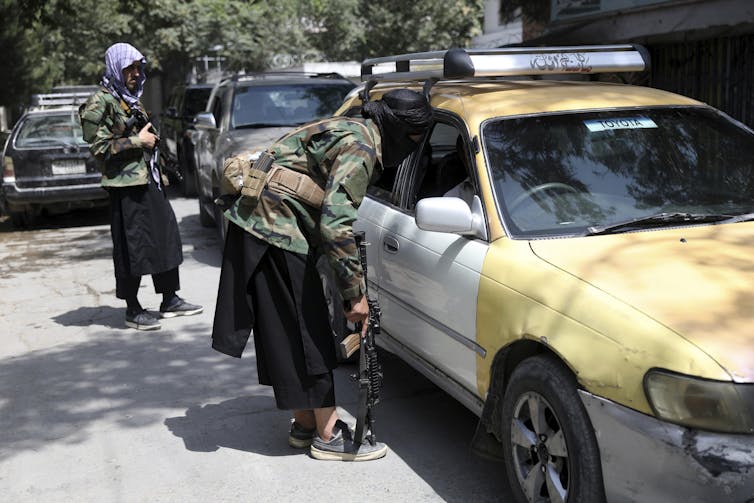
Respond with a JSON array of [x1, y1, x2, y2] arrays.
[[362, 89, 432, 168]]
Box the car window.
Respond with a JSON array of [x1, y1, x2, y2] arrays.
[[230, 83, 354, 129], [407, 121, 474, 209], [184, 88, 211, 117], [484, 106, 754, 238], [15, 112, 85, 148]]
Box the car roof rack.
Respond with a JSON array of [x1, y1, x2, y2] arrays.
[[29, 86, 99, 110], [360, 45, 649, 82], [230, 71, 348, 83]]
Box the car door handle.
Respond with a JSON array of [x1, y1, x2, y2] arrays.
[[383, 236, 399, 254]]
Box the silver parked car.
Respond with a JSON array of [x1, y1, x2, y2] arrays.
[[193, 72, 355, 239]]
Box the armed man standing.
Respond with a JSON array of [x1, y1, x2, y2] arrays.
[[211, 88, 432, 461], [80, 43, 202, 330]]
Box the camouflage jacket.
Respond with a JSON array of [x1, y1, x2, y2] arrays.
[[79, 88, 162, 187], [225, 117, 383, 303]]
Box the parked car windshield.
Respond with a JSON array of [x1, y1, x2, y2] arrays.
[[231, 83, 354, 129], [15, 112, 86, 148], [483, 106, 754, 238]]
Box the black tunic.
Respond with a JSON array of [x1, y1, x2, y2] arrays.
[[108, 181, 183, 278], [212, 223, 336, 410]]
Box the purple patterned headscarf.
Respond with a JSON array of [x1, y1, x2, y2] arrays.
[[101, 43, 146, 107]]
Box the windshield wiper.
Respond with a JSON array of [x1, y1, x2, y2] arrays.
[[585, 212, 732, 236], [234, 123, 294, 129]]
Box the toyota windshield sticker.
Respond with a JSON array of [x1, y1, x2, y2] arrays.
[[584, 117, 658, 132]]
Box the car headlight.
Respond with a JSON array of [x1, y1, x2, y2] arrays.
[[644, 369, 754, 433]]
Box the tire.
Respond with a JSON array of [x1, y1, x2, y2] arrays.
[[9, 210, 32, 228], [182, 167, 198, 197], [211, 185, 228, 242], [501, 354, 605, 503], [180, 144, 198, 197], [198, 199, 214, 228]]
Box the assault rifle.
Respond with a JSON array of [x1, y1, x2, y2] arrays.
[[124, 107, 183, 183], [340, 231, 384, 446]]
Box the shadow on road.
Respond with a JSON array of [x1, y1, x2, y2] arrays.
[[52, 305, 124, 329], [165, 396, 293, 456], [0, 326, 508, 501], [0, 330, 269, 460], [163, 349, 509, 501], [0, 205, 110, 233]]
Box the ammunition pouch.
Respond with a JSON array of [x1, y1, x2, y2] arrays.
[[220, 150, 324, 209]]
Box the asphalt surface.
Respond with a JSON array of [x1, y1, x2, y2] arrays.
[[0, 190, 511, 502]]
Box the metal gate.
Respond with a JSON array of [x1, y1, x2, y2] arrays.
[[650, 35, 754, 127]]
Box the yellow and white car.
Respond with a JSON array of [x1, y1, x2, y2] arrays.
[[335, 46, 754, 503]]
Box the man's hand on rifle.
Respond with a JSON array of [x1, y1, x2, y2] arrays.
[[138, 122, 158, 150], [345, 295, 369, 337]]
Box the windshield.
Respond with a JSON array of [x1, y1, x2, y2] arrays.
[[15, 111, 86, 148], [483, 106, 754, 238], [231, 83, 354, 129]]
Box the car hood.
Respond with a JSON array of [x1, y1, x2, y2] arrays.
[[227, 127, 293, 155], [529, 222, 754, 382]]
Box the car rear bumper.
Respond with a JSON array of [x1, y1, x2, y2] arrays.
[[579, 390, 754, 503], [2, 182, 108, 207]]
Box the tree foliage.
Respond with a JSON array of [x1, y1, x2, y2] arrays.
[[1, 0, 483, 118]]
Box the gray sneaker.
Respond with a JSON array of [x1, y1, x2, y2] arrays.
[[288, 421, 316, 448], [159, 297, 203, 318], [125, 309, 161, 331], [310, 420, 387, 461]]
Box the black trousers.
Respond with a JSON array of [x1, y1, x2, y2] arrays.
[[116, 268, 179, 300], [107, 181, 183, 300], [212, 223, 336, 410]]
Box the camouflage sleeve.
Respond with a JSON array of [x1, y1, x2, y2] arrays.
[[318, 138, 377, 303], [79, 93, 143, 162]]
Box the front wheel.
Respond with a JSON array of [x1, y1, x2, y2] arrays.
[[501, 354, 605, 503], [198, 199, 214, 228]]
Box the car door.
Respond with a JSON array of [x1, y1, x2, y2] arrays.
[[366, 117, 489, 396], [195, 84, 228, 202]]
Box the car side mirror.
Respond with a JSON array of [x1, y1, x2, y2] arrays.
[[194, 112, 217, 130], [416, 195, 486, 239]]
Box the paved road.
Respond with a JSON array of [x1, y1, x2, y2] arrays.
[[0, 192, 511, 502]]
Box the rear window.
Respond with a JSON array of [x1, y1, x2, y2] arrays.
[[483, 106, 754, 238], [231, 83, 355, 129], [15, 112, 86, 148]]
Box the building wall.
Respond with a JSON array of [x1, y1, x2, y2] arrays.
[[472, 0, 523, 48]]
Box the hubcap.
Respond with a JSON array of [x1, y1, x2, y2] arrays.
[[510, 392, 570, 503]]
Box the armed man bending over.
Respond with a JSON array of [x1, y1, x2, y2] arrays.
[[80, 43, 202, 330], [212, 89, 432, 461]]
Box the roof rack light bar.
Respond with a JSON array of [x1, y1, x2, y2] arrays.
[[30, 91, 96, 108], [361, 45, 649, 82]]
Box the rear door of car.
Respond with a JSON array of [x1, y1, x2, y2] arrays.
[[360, 115, 488, 396]]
